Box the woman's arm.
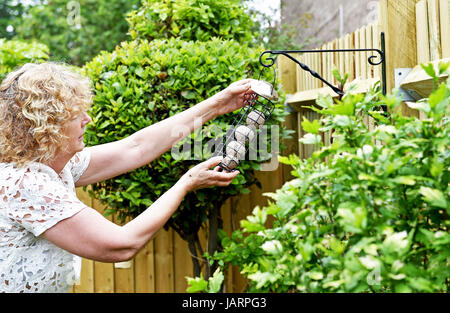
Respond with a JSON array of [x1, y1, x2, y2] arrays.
[[42, 157, 238, 262], [75, 79, 253, 187]]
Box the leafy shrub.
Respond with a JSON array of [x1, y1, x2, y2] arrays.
[[0, 38, 48, 81], [82, 36, 290, 275], [126, 0, 254, 43], [14, 0, 140, 66], [188, 63, 450, 292]]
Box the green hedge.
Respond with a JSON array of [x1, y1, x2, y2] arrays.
[[0, 38, 48, 81], [126, 0, 254, 43]]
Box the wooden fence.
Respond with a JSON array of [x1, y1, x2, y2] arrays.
[[72, 0, 449, 293], [279, 0, 449, 160]]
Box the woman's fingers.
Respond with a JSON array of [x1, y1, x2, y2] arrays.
[[184, 157, 240, 191], [232, 79, 253, 94], [201, 156, 224, 169], [209, 168, 240, 182]]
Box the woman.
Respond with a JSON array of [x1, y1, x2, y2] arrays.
[[0, 62, 253, 293]]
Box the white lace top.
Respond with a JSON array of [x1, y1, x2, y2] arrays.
[[0, 149, 91, 293]]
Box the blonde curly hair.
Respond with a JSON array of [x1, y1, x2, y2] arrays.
[[0, 62, 93, 166]]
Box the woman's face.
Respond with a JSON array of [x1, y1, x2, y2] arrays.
[[63, 110, 91, 154]]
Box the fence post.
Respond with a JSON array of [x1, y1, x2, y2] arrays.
[[278, 55, 299, 181], [379, 0, 419, 117]]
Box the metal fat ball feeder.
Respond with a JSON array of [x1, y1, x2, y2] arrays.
[[226, 140, 246, 160], [216, 77, 278, 172], [234, 125, 255, 143], [246, 109, 266, 128]]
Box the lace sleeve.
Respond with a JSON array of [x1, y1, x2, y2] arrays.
[[66, 148, 91, 183], [8, 172, 88, 237]]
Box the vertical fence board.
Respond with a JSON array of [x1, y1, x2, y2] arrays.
[[359, 26, 368, 79], [380, 0, 418, 94], [427, 0, 442, 60], [380, 0, 419, 117], [114, 264, 135, 293], [366, 24, 374, 78], [220, 199, 233, 293], [75, 258, 95, 293], [134, 239, 155, 293], [277, 54, 297, 94], [154, 229, 174, 292], [321, 43, 328, 86], [307, 53, 312, 90], [230, 193, 251, 292], [338, 36, 345, 79], [92, 198, 115, 293], [344, 33, 355, 81], [439, 0, 450, 57], [326, 42, 334, 83], [114, 217, 135, 293], [281, 112, 299, 182], [372, 23, 381, 78], [313, 50, 320, 89], [296, 54, 304, 92], [355, 29, 362, 78], [417, 0, 431, 63], [72, 188, 94, 293], [173, 231, 192, 292]]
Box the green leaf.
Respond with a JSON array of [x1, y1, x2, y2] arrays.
[[275, 192, 297, 217], [333, 115, 351, 127], [247, 271, 279, 289], [186, 274, 208, 293], [337, 202, 367, 234], [181, 90, 197, 99], [240, 220, 265, 233], [430, 157, 444, 177], [299, 133, 321, 145], [382, 230, 409, 256], [392, 176, 416, 185], [310, 271, 324, 280], [208, 269, 224, 293], [321, 95, 358, 116], [419, 187, 447, 209], [408, 277, 433, 292], [438, 61, 449, 75], [329, 237, 346, 254], [369, 111, 391, 123], [429, 83, 449, 112], [421, 62, 437, 80], [301, 116, 320, 134], [315, 93, 333, 108]]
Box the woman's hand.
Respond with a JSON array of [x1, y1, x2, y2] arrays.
[[179, 156, 240, 192], [211, 79, 255, 116]]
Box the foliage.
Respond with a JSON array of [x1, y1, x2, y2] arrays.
[[0, 38, 49, 81], [187, 62, 450, 292], [186, 268, 224, 293], [14, 0, 141, 66], [0, 0, 25, 39], [126, 0, 254, 43]]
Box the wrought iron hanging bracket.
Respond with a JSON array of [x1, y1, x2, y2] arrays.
[[259, 32, 387, 97]]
